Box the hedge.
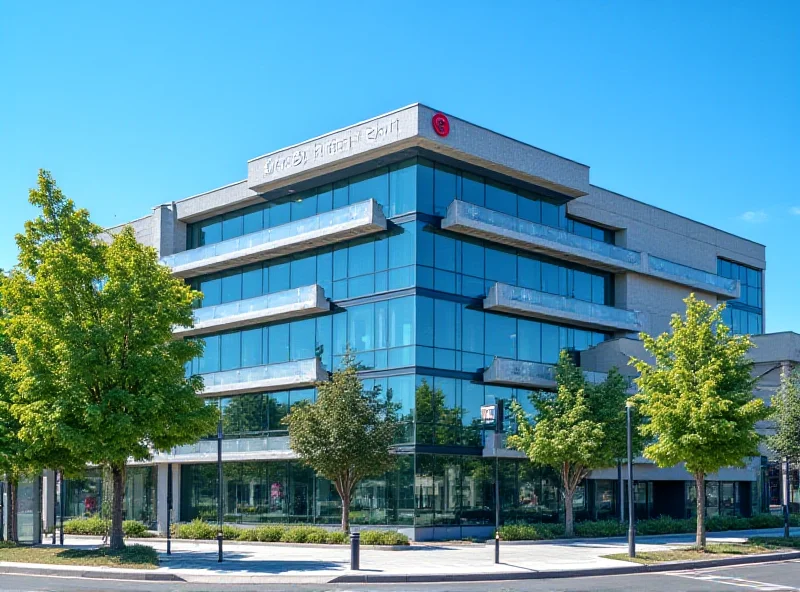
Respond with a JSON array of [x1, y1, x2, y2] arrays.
[[170, 519, 408, 545], [62, 517, 153, 538], [499, 513, 799, 541]]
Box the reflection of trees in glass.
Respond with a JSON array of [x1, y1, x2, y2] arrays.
[[219, 393, 291, 438], [414, 380, 464, 445]]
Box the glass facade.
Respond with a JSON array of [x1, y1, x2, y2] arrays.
[[64, 467, 158, 528], [718, 258, 763, 335], [159, 158, 757, 533]]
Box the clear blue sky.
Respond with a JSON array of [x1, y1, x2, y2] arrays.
[[1, 1, 797, 332]]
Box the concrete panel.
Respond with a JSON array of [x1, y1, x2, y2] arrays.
[[174, 181, 261, 222]]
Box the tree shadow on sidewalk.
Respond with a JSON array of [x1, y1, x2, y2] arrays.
[[159, 551, 348, 574]]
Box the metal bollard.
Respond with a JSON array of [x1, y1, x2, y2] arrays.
[[495, 532, 500, 564], [350, 532, 360, 570]]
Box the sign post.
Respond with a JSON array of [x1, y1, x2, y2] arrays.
[[482, 401, 504, 563]]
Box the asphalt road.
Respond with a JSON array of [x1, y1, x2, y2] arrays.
[[1, 560, 799, 592]]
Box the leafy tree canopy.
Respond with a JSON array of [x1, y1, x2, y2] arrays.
[[285, 352, 399, 531], [767, 367, 800, 461]]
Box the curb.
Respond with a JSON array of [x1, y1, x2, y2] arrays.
[[0, 565, 184, 582], [329, 550, 800, 584]]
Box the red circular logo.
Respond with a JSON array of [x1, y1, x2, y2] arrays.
[[432, 112, 450, 137]]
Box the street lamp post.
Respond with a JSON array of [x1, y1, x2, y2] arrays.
[[626, 401, 636, 558], [217, 419, 223, 563], [784, 457, 791, 539]]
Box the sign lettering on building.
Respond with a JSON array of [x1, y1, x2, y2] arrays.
[[261, 118, 402, 179]]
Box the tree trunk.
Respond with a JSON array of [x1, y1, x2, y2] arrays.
[[8, 478, 18, 543], [564, 487, 575, 538], [695, 472, 706, 549], [109, 465, 126, 550], [341, 489, 350, 534]]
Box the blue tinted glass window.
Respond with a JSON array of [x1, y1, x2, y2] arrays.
[[462, 172, 484, 206], [333, 246, 348, 281], [416, 160, 434, 214], [485, 181, 516, 216], [317, 185, 333, 213], [389, 222, 415, 269], [434, 233, 456, 271], [333, 179, 349, 209], [349, 303, 374, 352], [416, 223, 434, 267], [541, 323, 560, 364], [541, 200, 559, 228], [389, 297, 414, 348], [221, 271, 242, 303], [462, 307, 484, 354], [434, 299, 456, 350], [350, 168, 388, 210], [241, 328, 262, 367], [199, 335, 220, 373], [349, 240, 375, 277], [518, 319, 541, 362], [485, 314, 516, 359], [592, 275, 606, 304], [290, 319, 316, 360], [220, 332, 241, 371], [242, 265, 263, 299], [316, 250, 332, 294], [200, 276, 221, 307], [242, 206, 264, 235], [269, 201, 290, 227], [375, 235, 389, 272], [268, 324, 290, 364], [222, 212, 243, 241], [485, 248, 516, 285], [573, 270, 592, 302], [461, 241, 484, 278], [434, 164, 458, 216], [291, 191, 317, 221], [291, 256, 316, 288], [518, 257, 541, 291], [388, 161, 416, 216], [198, 218, 221, 247], [269, 261, 290, 293], [517, 192, 541, 223], [417, 297, 434, 347], [541, 262, 560, 295]]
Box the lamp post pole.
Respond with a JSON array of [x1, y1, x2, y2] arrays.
[[217, 419, 223, 563], [626, 402, 635, 558], [495, 400, 504, 564], [785, 457, 791, 539]]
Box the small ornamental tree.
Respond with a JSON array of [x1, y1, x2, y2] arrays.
[[4, 171, 219, 550], [767, 366, 800, 533], [285, 352, 399, 532], [631, 294, 768, 549], [508, 351, 630, 537]]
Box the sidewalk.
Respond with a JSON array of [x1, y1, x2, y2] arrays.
[[4, 527, 796, 584]]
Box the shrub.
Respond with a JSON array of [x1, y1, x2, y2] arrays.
[[575, 520, 627, 538], [222, 525, 241, 540], [636, 516, 694, 536], [63, 516, 109, 536], [360, 530, 410, 546], [172, 519, 217, 540], [304, 530, 329, 544], [325, 531, 349, 544], [252, 525, 286, 542], [499, 523, 566, 541], [122, 521, 150, 538], [280, 526, 322, 544]]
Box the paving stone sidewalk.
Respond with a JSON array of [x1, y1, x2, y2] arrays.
[[16, 526, 797, 584]]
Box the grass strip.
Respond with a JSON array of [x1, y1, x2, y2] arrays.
[[604, 537, 799, 565], [0, 542, 158, 569]]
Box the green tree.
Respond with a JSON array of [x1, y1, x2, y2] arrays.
[[631, 294, 768, 548], [507, 351, 630, 536], [768, 367, 800, 463], [284, 352, 399, 532], [3, 171, 219, 549]]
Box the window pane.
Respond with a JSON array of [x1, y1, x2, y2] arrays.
[[462, 307, 484, 353], [220, 332, 241, 371], [389, 297, 414, 348], [517, 192, 540, 223], [200, 276, 221, 307], [417, 297, 434, 347], [241, 328, 262, 368], [434, 233, 456, 271], [349, 303, 374, 352], [350, 168, 389, 211], [461, 241, 484, 278], [349, 240, 375, 277], [518, 320, 541, 362], [291, 191, 317, 221], [462, 172, 484, 206], [718, 259, 732, 278], [416, 160, 434, 214], [541, 323, 560, 364], [197, 218, 221, 246], [485, 181, 516, 216], [486, 314, 516, 359], [316, 250, 333, 294], [592, 274, 606, 304], [268, 324, 290, 364], [221, 271, 242, 303], [317, 185, 333, 213], [291, 255, 316, 288], [434, 165, 458, 216], [389, 161, 416, 217], [242, 206, 264, 235], [269, 261, 290, 293], [434, 300, 456, 350], [290, 319, 316, 360], [389, 222, 415, 269], [541, 201, 559, 228], [518, 257, 541, 291], [242, 265, 263, 299], [199, 335, 220, 373], [573, 270, 592, 302], [542, 262, 560, 295], [485, 248, 516, 285], [269, 201, 290, 227]]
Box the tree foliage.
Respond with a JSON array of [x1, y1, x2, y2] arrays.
[[767, 367, 800, 462], [2, 170, 219, 549], [630, 294, 768, 548], [284, 352, 399, 532], [507, 350, 632, 536]]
